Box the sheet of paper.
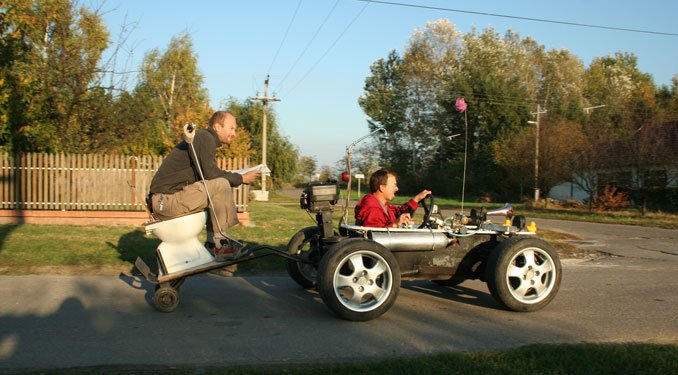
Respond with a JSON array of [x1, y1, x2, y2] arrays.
[[230, 163, 271, 176]]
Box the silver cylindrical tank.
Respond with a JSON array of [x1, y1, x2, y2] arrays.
[[368, 229, 452, 251]]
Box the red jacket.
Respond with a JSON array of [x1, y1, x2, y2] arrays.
[[354, 193, 418, 227]]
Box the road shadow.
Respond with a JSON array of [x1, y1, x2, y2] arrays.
[[112, 235, 295, 312], [0, 275, 586, 371], [0, 161, 26, 256], [401, 280, 502, 310]]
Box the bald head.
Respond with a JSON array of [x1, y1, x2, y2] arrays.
[[209, 111, 238, 145], [208, 111, 235, 129]]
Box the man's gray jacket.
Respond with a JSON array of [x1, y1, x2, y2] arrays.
[[150, 127, 243, 194]]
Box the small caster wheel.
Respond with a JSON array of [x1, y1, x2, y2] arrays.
[[153, 286, 179, 313]]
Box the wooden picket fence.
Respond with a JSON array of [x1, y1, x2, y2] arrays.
[[0, 152, 250, 212]]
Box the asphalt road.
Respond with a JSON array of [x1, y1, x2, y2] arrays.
[[1, 219, 677, 371]]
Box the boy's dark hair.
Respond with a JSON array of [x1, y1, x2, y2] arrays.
[[369, 169, 395, 193]]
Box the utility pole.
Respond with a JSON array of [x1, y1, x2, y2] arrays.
[[529, 104, 547, 203], [252, 75, 280, 201]]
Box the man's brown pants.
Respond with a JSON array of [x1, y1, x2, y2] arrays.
[[151, 178, 239, 243]]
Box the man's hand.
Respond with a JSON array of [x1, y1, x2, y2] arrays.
[[395, 213, 413, 227], [413, 189, 432, 203], [241, 170, 261, 184]]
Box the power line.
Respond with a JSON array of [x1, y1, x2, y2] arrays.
[[276, 0, 341, 92], [283, 1, 370, 97], [267, 0, 304, 75], [358, 0, 678, 37]]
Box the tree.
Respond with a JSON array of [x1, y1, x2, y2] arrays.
[[317, 165, 334, 182], [223, 98, 298, 188], [581, 52, 668, 213], [134, 33, 211, 153], [359, 20, 463, 193], [0, 0, 111, 153], [350, 142, 382, 178], [298, 155, 317, 181], [494, 117, 586, 200], [358, 50, 407, 169]]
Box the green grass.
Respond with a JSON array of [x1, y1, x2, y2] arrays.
[[0, 201, 319, 275], [0, 201, 587, 275], [232, 343, 676, 375], [0, 224, 154, 272], [0, 192, 672, 274], [288, 188, 678, 229], [519, 206, 678, 229], [32, 343, 678, 374]]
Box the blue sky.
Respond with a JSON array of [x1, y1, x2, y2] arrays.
[[100, 0, 678, 167]]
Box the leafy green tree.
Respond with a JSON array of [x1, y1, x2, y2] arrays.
[[358, 50, 407, 172], [360, 20, 653, 202], [350, 142, 382, 178], [582, 53, 665, 212], [360, 20, 462, 193], [298, 155, 317, 181], [223, 98, 298, 188], [134, 33, 211, 153], [317, 165, 334, 182], [494, 118, 586, 200], [0, 0, 110, 153]]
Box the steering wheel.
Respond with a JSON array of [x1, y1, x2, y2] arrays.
[[417, 194, 434, 229]]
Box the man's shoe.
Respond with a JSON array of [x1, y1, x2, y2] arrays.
[[214, 239, 251, 261]]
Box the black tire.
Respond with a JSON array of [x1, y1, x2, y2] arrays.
[[152, 286, 180, 313], [318, 239, 400, 321], [486, 237, 561, 312], [286, 226, 321, 289]]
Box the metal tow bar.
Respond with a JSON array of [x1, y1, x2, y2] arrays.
[[135, 245, 313, 285]]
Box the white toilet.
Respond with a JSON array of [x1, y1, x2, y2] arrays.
[[145, 211, 215, 274]]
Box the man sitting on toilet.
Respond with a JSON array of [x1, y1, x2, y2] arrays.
[[148, 111, 260, 260]]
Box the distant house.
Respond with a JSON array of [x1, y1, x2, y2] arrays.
[[548, 120, 678, 202]]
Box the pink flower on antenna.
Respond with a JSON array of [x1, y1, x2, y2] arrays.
[[455, 98, 467, 112]]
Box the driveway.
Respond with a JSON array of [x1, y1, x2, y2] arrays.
[[532, 218, 677, 260]]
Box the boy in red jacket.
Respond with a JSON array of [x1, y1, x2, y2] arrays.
[[354, 169, 431, 228]]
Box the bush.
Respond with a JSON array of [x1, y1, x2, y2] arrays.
[[629, 187, 678, 213], [594, 185, 631, 211]]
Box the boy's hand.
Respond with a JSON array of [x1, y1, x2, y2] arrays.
[[395, 213, 413, 227], [414, 189, 432, 203]]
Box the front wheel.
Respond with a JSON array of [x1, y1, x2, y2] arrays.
[[318, 239, 400, 321], [486, 237, 561, 312]]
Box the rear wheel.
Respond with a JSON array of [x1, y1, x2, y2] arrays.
[[152, 286, 180, 313], [318, 239, 400, 321], [286, 227, 321, 289], [486, 237, 561, 311]]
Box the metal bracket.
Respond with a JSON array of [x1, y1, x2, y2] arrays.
[[134, 257, 158, 285]]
